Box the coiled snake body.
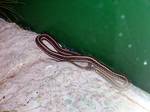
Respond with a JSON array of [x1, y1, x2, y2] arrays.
[[35, 34, 129, 89]]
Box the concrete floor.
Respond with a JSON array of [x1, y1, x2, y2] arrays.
[[0, 18, 150, 112]]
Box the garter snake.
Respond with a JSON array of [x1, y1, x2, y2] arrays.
[[35, 34, 129, 89]]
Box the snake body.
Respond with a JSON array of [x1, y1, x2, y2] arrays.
[[35, 34, 129, 89]]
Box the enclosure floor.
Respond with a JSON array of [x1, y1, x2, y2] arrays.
[[0, 18, 150, 112]]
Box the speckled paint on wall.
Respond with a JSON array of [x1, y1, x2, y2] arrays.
[[16, 0, 150, 92]]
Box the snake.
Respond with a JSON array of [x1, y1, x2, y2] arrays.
[[35, 34, 129, 89]]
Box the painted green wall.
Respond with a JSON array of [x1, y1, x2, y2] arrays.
[[16, 0, 150, 92]]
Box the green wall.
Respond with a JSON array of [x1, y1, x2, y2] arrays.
[[16, 0, 150, 92]]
